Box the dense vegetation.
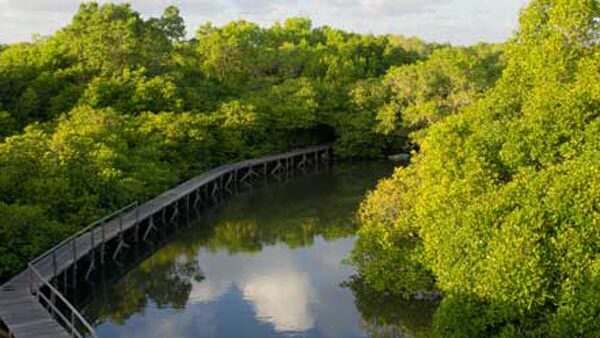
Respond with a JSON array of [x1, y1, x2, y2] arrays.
[[3, 1, 596, 336], [352, 0, 600, 336], [0, 3, 503, 281]]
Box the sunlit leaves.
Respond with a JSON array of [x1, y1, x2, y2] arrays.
[[376, 45, 504, 139]]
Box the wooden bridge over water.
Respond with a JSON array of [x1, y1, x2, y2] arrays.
[[0, 144, 332, 338]]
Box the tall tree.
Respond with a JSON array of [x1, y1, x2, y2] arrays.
[[160, 5, 186, 42]]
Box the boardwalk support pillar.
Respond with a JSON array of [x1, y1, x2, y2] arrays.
[[169, 201, 180, 226], [143, 215, 157, 242], [113, 216, 130, 261]]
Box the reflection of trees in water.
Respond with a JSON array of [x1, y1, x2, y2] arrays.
[[199, 217, 321, 254], [184, 162, 393, 253], [84, 162, 392, 327], [85, 249, 204, 325], [343, 277, 437, 338]]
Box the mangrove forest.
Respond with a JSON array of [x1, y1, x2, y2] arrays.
[[0, 0, 598, 337]]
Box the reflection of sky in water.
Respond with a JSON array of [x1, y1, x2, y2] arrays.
[[95, 236, 366, 338]]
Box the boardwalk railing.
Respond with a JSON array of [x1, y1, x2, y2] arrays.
[[29, 202, 139, 269], [29, 202, 139, 277], [27, 202, 138, 338], [28, 265, 97, 338]]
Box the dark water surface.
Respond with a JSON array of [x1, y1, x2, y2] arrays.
[[81, 162, 436, 338]]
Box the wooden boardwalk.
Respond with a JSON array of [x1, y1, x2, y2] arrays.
[[0, 144, 331, 338]]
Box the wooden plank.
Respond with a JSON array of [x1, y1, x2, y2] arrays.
[[0, 286, 69, 338]]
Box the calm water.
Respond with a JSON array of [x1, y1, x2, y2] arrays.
[[80, 162, 436, 338]]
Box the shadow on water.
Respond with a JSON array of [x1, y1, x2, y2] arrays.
[[71, 161, 437, 338]]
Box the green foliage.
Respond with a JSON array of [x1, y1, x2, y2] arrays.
[[376, 44, 505, 141], [332, 79, 388, 158], [0, 2, 505, 289], [80, 68, 182, 113], [352, 166, 434, 296], [0, 111, 16, 138], [211, 100, 263, 159], [0, 203, 73, 279], [262, 77, 318, 129], [352, 0, 599, 336], [196, 20, 263, 88], [59, 2, 172, 74], [0, 41, 75, 126]]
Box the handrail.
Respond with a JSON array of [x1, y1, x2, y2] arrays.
[[29, 263, 98, 338], [30, 202, 139, 266], [27, 201, 138, 338]]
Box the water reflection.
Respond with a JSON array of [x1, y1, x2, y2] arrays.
[[81, 162, 436, 338], [189, 245, 318, 332]]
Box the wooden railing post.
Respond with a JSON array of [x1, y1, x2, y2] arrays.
[[52, 251, 57, 279], [119, 213, 124, 234], [100, 220, 105, 265], [185, 194, 190, 225], [194, 188, 201, 208], [90, 228, 95, 264], [219, 175, 224, 199], [70, 311, 75, 337], [72, 238, 77, 290], [135, 208, 140, 243], [29, 265, 33, 294]]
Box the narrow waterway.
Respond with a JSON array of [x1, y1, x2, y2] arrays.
[[80, 162, 436, 338]]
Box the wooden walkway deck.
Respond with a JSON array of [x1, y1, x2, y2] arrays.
[[0, 144, 331, 338], [0, 271, 69, 338]]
